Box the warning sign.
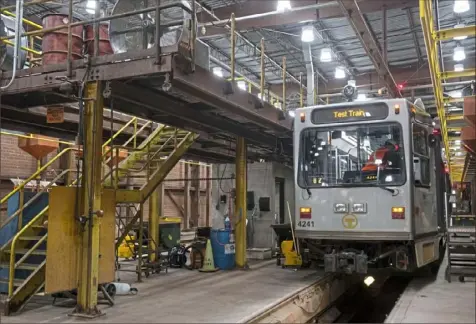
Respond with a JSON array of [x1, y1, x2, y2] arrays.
[[46, 106, 64, 124], [224, 244, 235, 255]]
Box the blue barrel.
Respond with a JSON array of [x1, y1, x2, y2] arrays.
[[210, 229, 235, 270]]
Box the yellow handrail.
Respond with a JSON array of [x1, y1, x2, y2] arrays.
[[0, 9, 43, 30], [1, 39, 42, 56], [1, 116, 142, 207], [0, 169, 72, 231], [0, 147, 76, 206], [8, 206, 48, 296], [102, 117, 138, 150]]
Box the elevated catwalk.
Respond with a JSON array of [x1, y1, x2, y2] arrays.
[[386, 255, 475, 323], [0, 46, 293, 164], [3, 261, 345, 323]]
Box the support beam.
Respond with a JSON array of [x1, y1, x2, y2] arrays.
[[235, 137, 247, 268], [199, 0, 418, 37], [434, 25, 476, 41], [206, 166, 211, 227], [406, 8, 423, 65], [440, 69, 476, 80], [148, 186, 159, 262], [190, 163, 200, 228], [73, 81, 104, 318], [338, 0, 400, 97], [184, 163, 191, 229]]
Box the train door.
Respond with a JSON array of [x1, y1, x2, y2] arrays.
[[412, 123, 438, 235]]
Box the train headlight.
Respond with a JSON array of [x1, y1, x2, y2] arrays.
[[352, 203, 367, 213], [334, 203, 348, 213]]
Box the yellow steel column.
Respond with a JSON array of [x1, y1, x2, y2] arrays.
[[73, 81, 104, 317], [148, 186, 159, 262], [235, 137, 248, 268]]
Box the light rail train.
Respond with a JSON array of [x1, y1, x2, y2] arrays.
[[293, 94, 448, 275]]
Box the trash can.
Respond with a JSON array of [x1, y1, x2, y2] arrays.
[[210, 228, 235, 270], [159, 217, 181, 250]]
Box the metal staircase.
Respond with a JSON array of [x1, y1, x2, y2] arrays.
[[445, 214, 476, 282], [0, 121, 197, 315]]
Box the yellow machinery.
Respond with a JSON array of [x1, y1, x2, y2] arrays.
[[281, 240, 302, 267], [117, 234, 135, 259]]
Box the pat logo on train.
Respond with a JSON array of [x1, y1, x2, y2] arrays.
[[342, 214, 358, 229]]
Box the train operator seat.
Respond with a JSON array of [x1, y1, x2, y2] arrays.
[[361, 140, 401, 172]]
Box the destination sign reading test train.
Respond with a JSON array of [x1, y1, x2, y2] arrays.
[[311, 102, 389, 124]]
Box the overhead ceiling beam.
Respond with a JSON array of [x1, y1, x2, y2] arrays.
[[199, 0, 418, 38], [268, 65, 434, 96], [196, 1, 302, 87], [337, 0, 400, 98], [406, 8, 424, 65]]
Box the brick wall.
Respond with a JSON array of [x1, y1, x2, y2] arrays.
[[0, 133, 61, 223], [0, 134, 61, 180], [144, 162, 211, 228]]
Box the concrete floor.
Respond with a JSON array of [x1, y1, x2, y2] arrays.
[[2, 260, 322, 323], [386, 255, 476, 323]]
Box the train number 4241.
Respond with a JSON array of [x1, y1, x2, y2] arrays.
[[297, 220, 315, 227]]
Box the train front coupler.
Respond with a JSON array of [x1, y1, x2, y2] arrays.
[[324, 250, 368, 274]]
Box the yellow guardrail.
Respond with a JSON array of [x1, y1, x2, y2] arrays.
[[420, 0, 451, 176]]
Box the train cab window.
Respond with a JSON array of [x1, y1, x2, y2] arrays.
[[298, 123, 405, 188], [413, 125, 430, 186]]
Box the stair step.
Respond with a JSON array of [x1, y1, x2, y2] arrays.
[[448, 226, 476, 233], [0, 262, 39, 271], [5, 249, 46, 256], [19, 236, 45, 241], [0, 278, 24, 287]]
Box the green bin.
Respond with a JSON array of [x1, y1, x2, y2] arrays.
[[159, 217, 181, 250]]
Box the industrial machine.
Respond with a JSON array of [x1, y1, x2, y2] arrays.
[[293, 91, 448, 275]]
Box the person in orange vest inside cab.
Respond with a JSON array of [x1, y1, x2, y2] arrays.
[[362, 140, 401, 172]]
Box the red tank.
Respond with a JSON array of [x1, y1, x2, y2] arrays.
[[41, 14, 83, 65], [85, 23, 113, 56]]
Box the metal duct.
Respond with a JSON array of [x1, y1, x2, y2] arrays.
[[0, 14, 28, 71]]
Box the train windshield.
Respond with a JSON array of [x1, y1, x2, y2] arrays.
[[298, 123, 406, 188]]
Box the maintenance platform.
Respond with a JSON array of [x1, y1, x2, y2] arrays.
[[2, 261, 349, 323]]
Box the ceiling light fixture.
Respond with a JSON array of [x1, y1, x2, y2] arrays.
[[453, 0, 470, 13], [453, 46, 466, 61], [86, 0, 97, 14], [454, 64, 464, 71], [320, 48, 332, 62], [335, 66, 346, 79], [276, 0, 292, 12], [301, 26, 314, 43], [356, 93, 367, 101]]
